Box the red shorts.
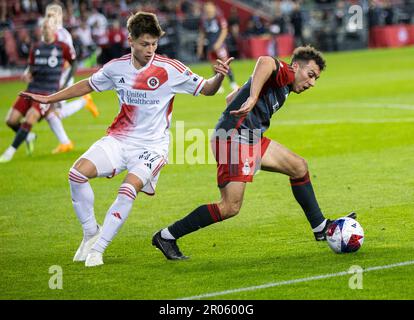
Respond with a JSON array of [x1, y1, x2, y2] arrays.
[[207, 45, 229, 63], [12, 95, 50, 117], [212, 137, 271, 188]]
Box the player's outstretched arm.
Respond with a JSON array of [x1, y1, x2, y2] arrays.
[[201, 57, 234, 96], [20, 79, 93, 104], [230, 56, 276, 117]]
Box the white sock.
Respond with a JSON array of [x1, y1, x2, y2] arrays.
[[92, 183, 137, 253], [59, 99, 86, 119], [161, 228, 175, 240], [312, 219, 327, 232], [68, 168, 98, 239], [46, 112, 70, 144]]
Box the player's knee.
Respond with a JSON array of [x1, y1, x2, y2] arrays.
[[72, 159, 97, 179], [292, 157, 308, 179], [123, 174, 144, 194], [68, 167, 89, 184], [5, 119, 17, 128], [221, 200, 242, 219]]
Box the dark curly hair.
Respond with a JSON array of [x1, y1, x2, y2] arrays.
[[127, 12, 165, 40], [291, 45, 326, 71]]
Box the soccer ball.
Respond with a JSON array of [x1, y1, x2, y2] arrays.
[[326, 217, 364, 253]]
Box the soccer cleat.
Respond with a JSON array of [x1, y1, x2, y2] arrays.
[[0, 153, 13, 163], [25, 132, 37, 155], [52, 141, 74, 154], [73, 226, 102, 262], [85, 251, 103, 267], [314, 212, 357, 241], [83, 94, 99, 118], [0, 147, 15, 163], [152, 231, 188, 260]]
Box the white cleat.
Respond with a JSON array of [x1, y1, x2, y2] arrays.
[[0, 153, 13, 163], [0, 146, 16, 163], [73, 226, 101, 262], [85, 251, 103, 267]]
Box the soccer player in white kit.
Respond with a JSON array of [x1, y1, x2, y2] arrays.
[[21, 12, 234, 267], [44, 4, 99, 154]]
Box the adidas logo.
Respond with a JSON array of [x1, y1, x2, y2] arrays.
[[118, 77, 125, 84]]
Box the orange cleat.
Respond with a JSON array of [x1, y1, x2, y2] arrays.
[[52, 141, 74, 154], [83, 94, 99, 118]]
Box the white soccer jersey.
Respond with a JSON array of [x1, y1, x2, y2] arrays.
[[56, 27, 77, 59], [88, 53, 206, 156]]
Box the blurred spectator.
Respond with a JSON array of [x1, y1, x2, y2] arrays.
[[384, 0, 395, 25], [0, 33, 7, 66], [290, 1, 304, 46], [76, 19, 95, 59], [280, 0, 295, 16], [87, 7, 109, 64], [16, 28, 31, 60], [107, 20, 127, 60], [244, 12, 267, 36], [368, 0, 383, 28], [64, 0, 80, 28], [181, 1, 202, 31], [0, 0, 12, 31], [70, 27, 84, 60], [227, 7, 240, 58], [270, 5, 287, 35], [198, 1, 238, 90], [87, 7, 108, 44]]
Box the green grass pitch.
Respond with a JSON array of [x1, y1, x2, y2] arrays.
[[0, 47, 413, 300]]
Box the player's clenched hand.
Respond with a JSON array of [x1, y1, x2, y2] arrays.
[[19, 92, 50, 104], [214, 57, 234, 76], [229, 96, 257, 117]]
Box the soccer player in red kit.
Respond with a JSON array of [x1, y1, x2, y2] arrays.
[[153, 46, 357, 260]]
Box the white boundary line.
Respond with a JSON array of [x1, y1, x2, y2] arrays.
[[177, 260, 414, 300]]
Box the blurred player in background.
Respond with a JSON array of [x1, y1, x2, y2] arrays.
[[197, 1, 238, 93], [153, 46, 356, 260], [44, 3, 99, 154], [21, 12, 234, 267], [0, 17, 75, 163]]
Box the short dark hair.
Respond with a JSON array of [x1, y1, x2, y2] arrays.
[[127, 12, 164, 39], [291, 45, 326, 71]]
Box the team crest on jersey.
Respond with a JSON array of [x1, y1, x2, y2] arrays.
[[133, 65, 168, 91], [147, 76, 160, 89], [48, 56, 58, 68]]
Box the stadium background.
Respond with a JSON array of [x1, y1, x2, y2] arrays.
[[0, 0, 414, 301], [1, 0, 414, 74]]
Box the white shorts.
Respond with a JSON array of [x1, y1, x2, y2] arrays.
[[79, 136, 167, 195]]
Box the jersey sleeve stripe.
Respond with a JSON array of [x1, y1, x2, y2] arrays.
[[88, 77, 101, 92], [154, 54, 187, 70], [193, 79, 206, 96], [154, 56, 186, 73], [154, 57, 185, 73]]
